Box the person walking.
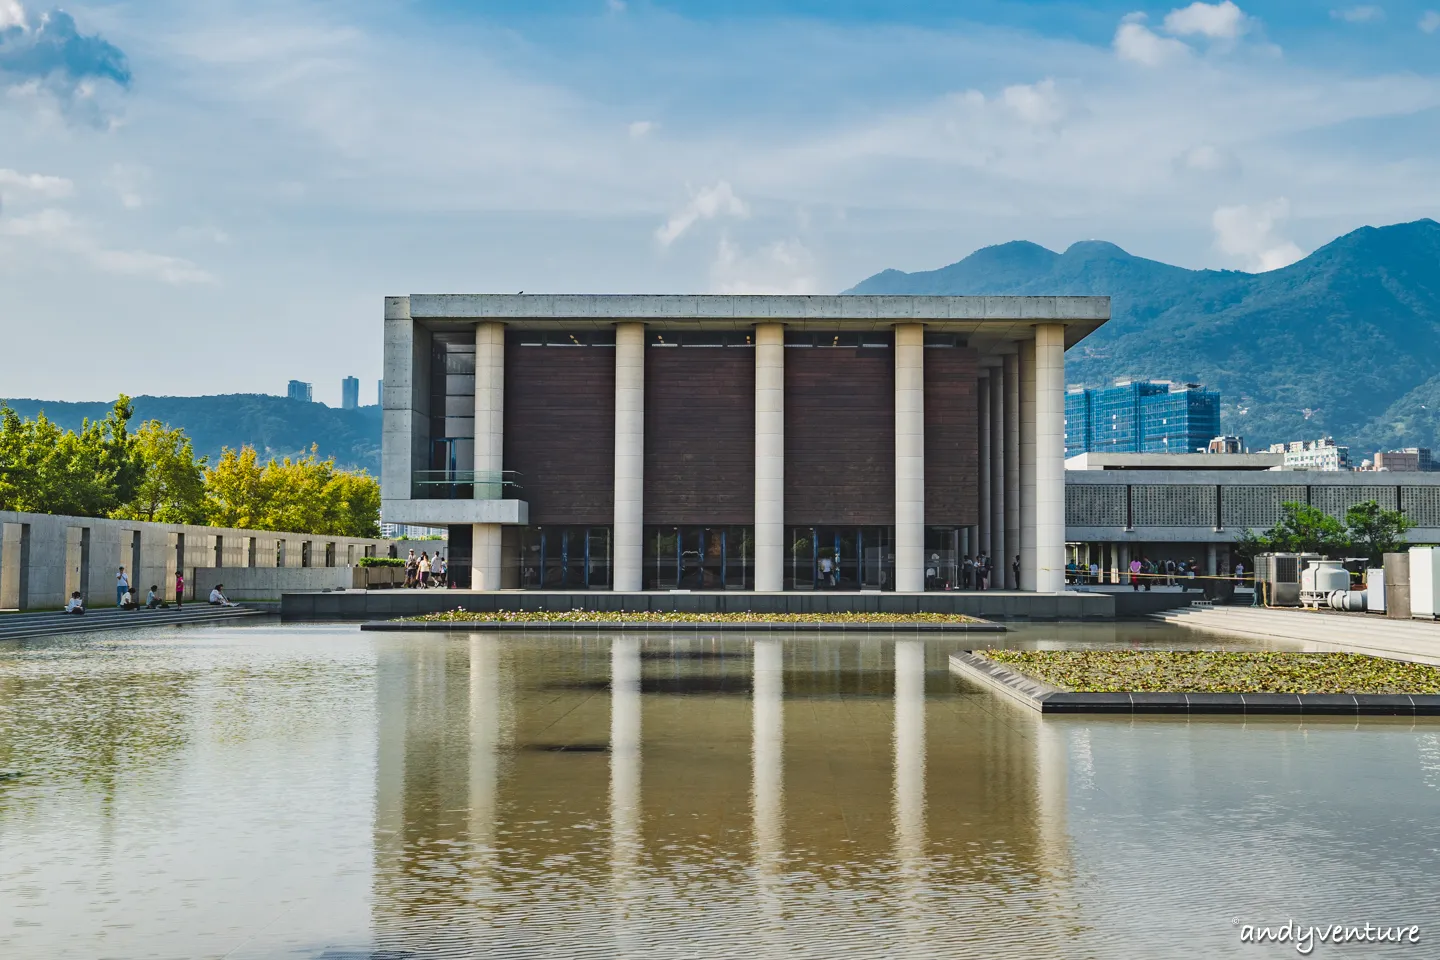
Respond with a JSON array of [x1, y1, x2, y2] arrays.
[[116, 566, 130, 608], [435, 555, 447, 588], [962, 556, 973, 590], [405, 550, 418, 589], [175, 570, 185, 609], [1142, 557, 1154, 591], [1130, 557, 1142, 591], [818, 554, 833, 590], [418, 552, 431, 588], [1089, 560, 1099, 585], [1012, 555, 1021, 590]]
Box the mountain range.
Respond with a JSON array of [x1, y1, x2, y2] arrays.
[[0, 394, 383, 474], [848, 218, 1440, 456]]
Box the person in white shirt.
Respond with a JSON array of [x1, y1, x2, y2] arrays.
[[116, 566, 130, 608], [64, 592, 85, 615], [120, 588, 138, 611], [146, 586, 167, 609], [208, 585, 237, 607]]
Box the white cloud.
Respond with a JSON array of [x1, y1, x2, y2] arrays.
[[0, 167, 74, 198], [1212, 199, 1304, 272], [1163, 1, 1248, 40], [0, 208, 213, 283], [655, 181, 748, 246], [1421, 10, 1440, 32], [709, 235, 818, 294], [628, 119, 655, 138], [607, 0, 626, 13], [1332, 5, 1385, 23], [1114, 16, 1190, 66], [0, 0, 25, 30], [107, 164, 148, 210], [1179, 144, 1234, 173], [1001, 78, 1064, 125]]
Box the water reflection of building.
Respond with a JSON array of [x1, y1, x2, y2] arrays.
[[369, 634, 1073, 954]]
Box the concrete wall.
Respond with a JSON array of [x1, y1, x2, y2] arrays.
[[189, 565, 353, 601], [0, 508, 440, 611]]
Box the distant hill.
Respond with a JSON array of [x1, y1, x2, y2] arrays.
[[0, 394, 382, 474], [847, 219, 1440, 454]]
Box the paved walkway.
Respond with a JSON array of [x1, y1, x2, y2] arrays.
[[1158, 605, 1440, 666], [0, 605, 264, 642]]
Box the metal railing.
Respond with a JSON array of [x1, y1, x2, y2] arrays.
[[413, 470, 523, 501]]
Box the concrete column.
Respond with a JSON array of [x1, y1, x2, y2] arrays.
[[1119, 542, 1130, 586], [613, 322, 646, 592], [1035, 323, 1066, 593], [978, 371, 991, 558], [895, 323, 925, 593], [1019, 341, 1037, 591], [1004, 353, 1020, 589], [1207, 543, 1218, 577], [472, 321, 505, 591], [755, 324, 785, 592], [989, 364, 1005, 588]]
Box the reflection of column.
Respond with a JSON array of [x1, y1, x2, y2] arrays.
[[1004, 352, 1020, 589], [894, 324, 925, 593], [752, 639, 784, 943], [1032, 707, 1073, 919], [755, 325, 785, 592], [613, 324, 645, 592], [1035, 324, 1066, 593], [468, 636, 502, 854], [472, 322, 505, 590], [989, 365, 1006, 585], [893, 639, 926, 939], [610, 637, 642, 952]]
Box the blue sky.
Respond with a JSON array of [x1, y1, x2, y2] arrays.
[[2, 0, 1439, 404]]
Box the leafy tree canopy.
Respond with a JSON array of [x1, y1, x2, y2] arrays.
[[1236, 500, 1412, 564]]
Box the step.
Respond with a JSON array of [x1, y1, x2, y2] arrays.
[[0, 607, 263, 641]]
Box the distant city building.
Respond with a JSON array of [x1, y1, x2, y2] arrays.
[[342, 376, 360, 410], [1207, 435, 1244, 454], [1267, 437, 1350, 472], [381, 523, 447, 540], [1064, 379, 1221, 457], [287, 380, 313, 403], [1371, 448, 1435, 472]]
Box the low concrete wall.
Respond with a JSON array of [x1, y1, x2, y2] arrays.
[[282, 590, 1116, 622], [0, 508, 439, 611], [189, 566, 354, 601]]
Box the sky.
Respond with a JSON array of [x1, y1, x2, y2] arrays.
[[2, 0, 1440, 405]]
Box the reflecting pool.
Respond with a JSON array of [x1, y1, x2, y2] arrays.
[[1, 622, 1438, 959]]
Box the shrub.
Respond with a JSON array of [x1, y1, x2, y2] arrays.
[[358, 556, 405, 568]]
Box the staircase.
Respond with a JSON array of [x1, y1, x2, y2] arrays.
[[0, 604, 264, 642], [1156, 605, 1440, 666]]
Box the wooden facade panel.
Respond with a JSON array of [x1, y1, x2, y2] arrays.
[[644, 347, 755, 524], [785, 347, 895, 525], [924, 346, 980, 525], [503, 342, 615, 525]]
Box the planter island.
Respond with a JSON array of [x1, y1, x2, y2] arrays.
[[362, 610, 1005, 632], [951, 649, 1440, 716]]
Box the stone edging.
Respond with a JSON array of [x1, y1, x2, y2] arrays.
[[948, 652, 1440, 716], [361, 620, 1007, 633]]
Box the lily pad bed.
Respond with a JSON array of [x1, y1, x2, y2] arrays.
[[982, 649, 1440, 695], [364, 610, 1004, 632]]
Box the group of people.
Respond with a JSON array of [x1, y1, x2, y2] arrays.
[[63, 566, 239, 616], [1064, 556, 1214, 592], [404, 550, 447, 589], [958, 554, 1015, 590]]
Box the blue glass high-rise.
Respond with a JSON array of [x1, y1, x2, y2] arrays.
[[1065, 381, 1220, 456]]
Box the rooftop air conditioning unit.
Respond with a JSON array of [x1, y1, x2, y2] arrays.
[[1254, 552, 1322, 607]]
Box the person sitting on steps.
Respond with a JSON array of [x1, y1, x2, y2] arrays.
[[209, 585, 238, 607], [146, 585, 168, 609], [64, 591, 85, 615]]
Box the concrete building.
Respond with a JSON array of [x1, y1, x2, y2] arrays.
[[1372, 448, 1434, 472], [1064, 380, 1220, 457], [381, 294, 1111, 593], [342, 376, 361, 410], [1268, 437, 1349, 471], [1064, 464, 1440, 581], [287, 380, 313, 403]]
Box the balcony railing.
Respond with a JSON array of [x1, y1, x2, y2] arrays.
[[414, 470, 523, 501]]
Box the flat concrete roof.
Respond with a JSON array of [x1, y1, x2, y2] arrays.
[[390, 294, 1110, 354], [1066, 452, 1284, 471]]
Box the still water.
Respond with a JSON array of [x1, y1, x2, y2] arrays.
[[1, 623, 1438, 959]]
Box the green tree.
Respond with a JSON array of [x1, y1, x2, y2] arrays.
[[1238, 501, 1348, 558], [1343, 499, 1412, 563], [113, 420, 208, 523], [203, 445, 380, 536], [0, 398, 141, 517]]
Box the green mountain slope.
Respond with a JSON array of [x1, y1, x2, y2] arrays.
[[846, 219, 1440, 452], [0, 394, 382, 474]]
